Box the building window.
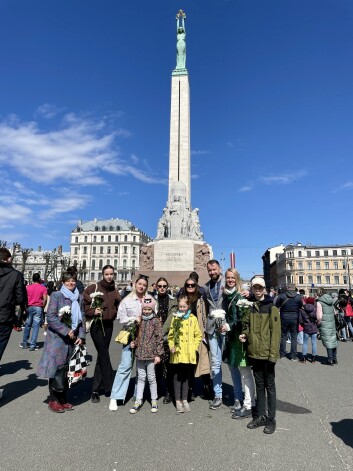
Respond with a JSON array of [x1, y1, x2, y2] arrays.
[[99, 259, 103, 270], [298, 276, 304, 284], [333, 261, 338, 269], [324, 250, 328, 256], [92, 260, 95, 269], [84, 236, 88, 242], [132, 246, 136, 255], [91, 272, 95, 280], [75, 236, 78, 243], [342, 250, 347, 256], [315, 251, 320, 256], [115, 235, 119, 242], [351, 249, 353, 255], [107, 259, 110, 265], [124, 235, 128, 242], [325, 275, 330, 284], [132, 259, 135, 268], [108, 235, 111, 242], [100, 247, 104, 254], [107, 246, 111, 254], [343, 275, 347, 284], [102, 226, 106, 231], [92, 247, 96, 254], [333, 250, 337, 256], [115, 246, 119, 254], [98, 273, 102, 280], [343, 262, 346, 269], [114, 259, 118, 269], [74, 248, 78, 255], [133, 236, 136, 242], [307, 251, 311, 257], [95, 226, 99, 231], [116, 226, 121, 231], [334, 275, 339, 284], [83, 247, 87, 255], [317, 275, 322, 284], [123, 246, 128, 254], [324, 261, 329, 270], [316, 262, 321, 269], [307, 262, 312, 270], [123, 259, 127, 269], [93, 236, 97, 242], [308, 275, 313, 284], [109, 226, 114, 231], [100, 236, 104, 242], [298, 251, 302, 257]]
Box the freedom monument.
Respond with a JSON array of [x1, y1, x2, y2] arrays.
[[139, 10, 212, 285]]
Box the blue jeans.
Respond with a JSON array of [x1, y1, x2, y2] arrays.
[[23, 306, 43, 349], [341, 319, 353, 339], [208, 332, 225, 398], [302, 333, 317, 356], [110, 344, 134, 402], [228, 365, 243, 402]]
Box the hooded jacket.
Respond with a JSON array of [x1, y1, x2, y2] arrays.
[[299, 304, 318, 334], [0, 262, 27, 324], [275, 290, 303, 316]]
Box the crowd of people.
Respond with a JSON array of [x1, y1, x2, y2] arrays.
[[1, 246, 352, 435]]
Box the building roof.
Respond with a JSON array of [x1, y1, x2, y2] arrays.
[[73, 218, 138, 232]]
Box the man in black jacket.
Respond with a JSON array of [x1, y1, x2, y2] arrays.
[[276, 284, 303, 360], [0, 248, 27, 362]]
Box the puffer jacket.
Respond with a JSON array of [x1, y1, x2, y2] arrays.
[[0, 263, 27, 324], [242, 295, 281, 362], [299, 304, 318, 334], [317, 294, 337, 349], [135, 316, 164, 361]]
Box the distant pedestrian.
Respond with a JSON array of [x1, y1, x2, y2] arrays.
[[20, 273, 47, 351], [298, 297, 318, 363], [316, 288, 338, 366], [0, 248, 27, 363]]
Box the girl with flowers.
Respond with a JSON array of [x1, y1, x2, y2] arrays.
[[83, 265, 121, 404], [168, 296, 202, 413], [37, 269, 85, 413], [222, 268, 255, 420]]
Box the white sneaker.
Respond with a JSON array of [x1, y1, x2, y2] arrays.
[[109, 399, 118, 411]]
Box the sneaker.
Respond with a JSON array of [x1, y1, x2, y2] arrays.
[[129, 402, 142, 414], [264, 418, 276, 434], [182, 400, 191, 412], [29, 346, 39, 351], [151, 401, 159, 413], [48, 400, 65, 413], [176, 400, 184, 413], [91, 392, 100, 403], [247, 415, 267, 429], [232, 406, 252, 419], [109, 399, 118, 411], [19, 342, 29, 349], [230, 399, 242, 412], [209, 397, 222, 410]]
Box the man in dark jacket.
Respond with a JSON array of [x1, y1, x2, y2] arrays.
[[276, 284, 303, 360], [0, 248, 27, 362]]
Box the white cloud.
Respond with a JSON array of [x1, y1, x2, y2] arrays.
[[259, 170, 307, 185], [191, 150, 211, 156], [227, 141, 234, 148], [0, 204, 32, 224], [35, 103, 63, 119], [238, 185, 253, 192], [191, 174, 199, 180]]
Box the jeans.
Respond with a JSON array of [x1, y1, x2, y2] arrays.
[[240, 366, 256, 409], [90, 320, 114, 394], [302, 333, 317, 356], [0, 324, 12, 361], [228, 365, 243, 402], [208, 332, 225, 397], [297, 331, 303, 345], [280, 314, 298, 358], [23, 306, 43, 349], [251, 359, 276, 420], [341, 318, 353, 339], [110, 344, 134, 402], [136, 360, 157, 402]]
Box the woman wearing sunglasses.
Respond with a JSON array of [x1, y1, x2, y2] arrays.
[[154, 277, 178, 404]]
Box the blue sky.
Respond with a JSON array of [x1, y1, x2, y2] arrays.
[[0, 0, 353, 279]]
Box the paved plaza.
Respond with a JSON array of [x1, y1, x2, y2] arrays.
[[0, 326, 352, 471]]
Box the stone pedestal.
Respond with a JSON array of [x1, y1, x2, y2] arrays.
[[138, 240, 212, 286]]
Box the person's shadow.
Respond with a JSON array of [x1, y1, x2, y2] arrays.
[[330, 419, 353, 448], [0, 360, 32, 376], [0, 374, 47, 406]]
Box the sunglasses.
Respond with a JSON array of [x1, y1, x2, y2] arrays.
[[157, 284, 167, 288], [186, 283, 196, 288]]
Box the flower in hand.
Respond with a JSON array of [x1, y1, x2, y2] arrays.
[[239, 334, 247, 343], [154, 356, 161, 364], [170, 347, 176, 353]]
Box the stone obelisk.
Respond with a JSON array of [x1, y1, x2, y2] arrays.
[[139, 11, 212, 285]]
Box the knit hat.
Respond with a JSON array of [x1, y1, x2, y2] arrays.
[[251, 277, 266, 288], [141, 295, 156, 311], [305, 297, 315, 305]]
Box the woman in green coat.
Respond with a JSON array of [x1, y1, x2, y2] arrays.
[[316, 288, 338, 365], [222, 268, 255, 419]]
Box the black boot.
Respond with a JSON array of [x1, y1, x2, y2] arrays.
[[299, 355, 307, 363], [311, 356, 316, 363]]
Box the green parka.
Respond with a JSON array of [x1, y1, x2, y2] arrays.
[[241, 295, 281, 362]]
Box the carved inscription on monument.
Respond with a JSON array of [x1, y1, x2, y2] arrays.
[[154, 241, 194, 271]]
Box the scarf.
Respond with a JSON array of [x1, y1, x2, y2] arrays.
[[182, 309, 191, 320], [142, 313, 154, 321], [100, 279, 116, 291], [224, 287, 236, 295], [60, 285, 82, 330]]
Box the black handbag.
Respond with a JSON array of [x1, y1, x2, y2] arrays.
[[51, 364, 69, 392], [335, 313, 347, 331]]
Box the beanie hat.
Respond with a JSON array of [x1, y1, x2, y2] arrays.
[[141, 295, 156, 311], [305, 297, 315, 305]]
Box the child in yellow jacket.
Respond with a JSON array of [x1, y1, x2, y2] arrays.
[[168, 296, 202, 413]]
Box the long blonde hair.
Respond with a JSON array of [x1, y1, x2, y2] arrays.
[[225, 268, 242, 292]]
